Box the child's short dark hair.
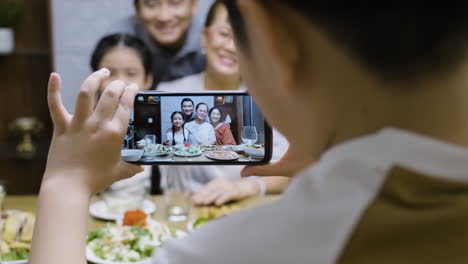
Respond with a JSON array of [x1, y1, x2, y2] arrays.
[[223, 1, 468, 83]]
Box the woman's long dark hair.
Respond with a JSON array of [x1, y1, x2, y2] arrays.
[[171, 111, 187, 146]]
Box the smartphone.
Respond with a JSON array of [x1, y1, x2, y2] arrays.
[[122, 91, 272, 165]]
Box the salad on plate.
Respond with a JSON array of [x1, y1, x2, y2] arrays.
[[143, 144, 172, 157], [173, 145, 202, 157], [86, 210, 174, 263]]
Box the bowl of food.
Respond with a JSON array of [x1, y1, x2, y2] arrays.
[[244, 145, 265, 158], [121, 149, 144, 162]]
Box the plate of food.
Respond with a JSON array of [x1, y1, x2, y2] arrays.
[[222, 145, 244, 153], [143, 144, 173, 157], [188, 204, 242, 231], [244, 144, 265, 159], [200, 145, 217, 152], [1, 210, 35, 264], [87, 211, 180, 264], [205, 150, 239, 161], [173, 145, 202, 157], [89, 199, 156, 221]]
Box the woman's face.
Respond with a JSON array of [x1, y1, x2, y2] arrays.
[[136, 0, 196, 49], [210, 109, 221, 124], [98, 46, 152, 97], [202, 6, 239, 79], [172, 113, 184, 128], [196, 104, 208, 121]]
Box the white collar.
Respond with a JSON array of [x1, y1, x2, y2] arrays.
[[316, 127, 468, 183]]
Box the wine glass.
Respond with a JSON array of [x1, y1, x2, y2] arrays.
[[124, 125, 134, 149], [241, 126, 258, 161]]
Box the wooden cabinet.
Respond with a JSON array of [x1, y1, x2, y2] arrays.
[[0, 0, 53, 194]]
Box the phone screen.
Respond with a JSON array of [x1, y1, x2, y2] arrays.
[[122, 91, 272, 165]]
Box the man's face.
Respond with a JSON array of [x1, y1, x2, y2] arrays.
[[182, 101, 194, 116], [136, 0, 197, 49]]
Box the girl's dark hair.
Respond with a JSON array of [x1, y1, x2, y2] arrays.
[[196, 102, 209, 111], [90, 33, 153, 75], [209, 107, 223, 121], [170, 111, 186, 146], [205, 1, 226, 27]]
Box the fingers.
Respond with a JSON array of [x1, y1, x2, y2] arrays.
[[113, 83, 139, 133], [241, 163, 282, 177], [241, 147, 316, 177], [47, 73, 71, 133], [193, 187, 222, 206], [92, 80, 126, 121], [73, 68, 110, 124], [215, 193, 234, 206], [116, 162, 145, 181]]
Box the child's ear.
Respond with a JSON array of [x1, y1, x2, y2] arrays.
[[145, 74, 154, 90]]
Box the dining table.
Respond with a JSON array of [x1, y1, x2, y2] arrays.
[[3, 194, 280, 264]]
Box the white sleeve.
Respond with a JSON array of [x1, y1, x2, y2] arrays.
[[209, 125, 216, 145], [166, 131, 173, 143]]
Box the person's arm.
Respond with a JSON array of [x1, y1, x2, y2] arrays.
[[209, 125, 216, 145], [29, 70, 142, 264], [166, 129, 173, 145], [192, 176, 291, 206], [221, 124, 237, 145]]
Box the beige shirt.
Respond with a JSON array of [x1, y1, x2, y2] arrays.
[[153, 127, 468, 263]]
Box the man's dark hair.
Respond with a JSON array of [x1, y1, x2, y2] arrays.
[[181, 98, 194, 108], [223, 1, 468, 82]]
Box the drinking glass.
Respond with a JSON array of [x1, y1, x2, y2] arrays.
[[241, 126, 258, 161], [124, 125, 134, 149], [161, 166, 192, 223], [144, 134, 156, 145]]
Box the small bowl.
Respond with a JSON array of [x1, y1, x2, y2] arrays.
[[121, 149, 144, 162], [244, 145, 265, 158]]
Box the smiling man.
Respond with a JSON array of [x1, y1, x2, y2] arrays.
[[30, 1, 468, 264], [110, 0, 214, 87]]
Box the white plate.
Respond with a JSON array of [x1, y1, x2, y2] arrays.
[[86, 246, 153, 264], [222, 145, 244, 153], [173, 151, 202, 157], [2, 260, 28, 264], [89, 200, 156, 221]]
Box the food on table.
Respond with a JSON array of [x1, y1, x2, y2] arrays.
[[192, 217, 210, 228], [192, 204, 242, 230], [123, 209, 148, 227], [222, 145, 244, 153], [205, 150, 239, 161], [173, 145, 202, 157], [245, 144, 264, 149], [200, 145, 217, 152], [144, 144, 172, 156], [87, 214, 173, 263], [1, 210, 36, 262]]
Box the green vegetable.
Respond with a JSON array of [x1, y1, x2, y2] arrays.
[[193, 217, 211, 228], [2, 248, 29, 261], [87, 229, 105, 243]]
